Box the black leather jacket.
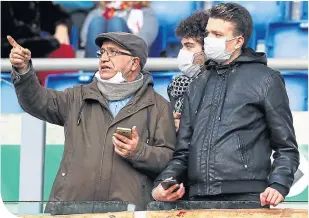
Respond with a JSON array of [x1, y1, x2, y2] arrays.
[[155, 48, 299, 198]]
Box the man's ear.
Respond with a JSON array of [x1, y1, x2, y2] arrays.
[[235, 36, 245, 50], [131, 57, 141, 71]]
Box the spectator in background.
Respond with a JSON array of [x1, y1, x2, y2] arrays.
[[1, 1, 76, 86], [81, 1, 158, 57], [168, 10, 209, 132]]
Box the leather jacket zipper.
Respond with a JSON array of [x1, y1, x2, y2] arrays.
[[206, 73, 227, 194], [217, 73, 227, 121], [237, 134, 248, 170]]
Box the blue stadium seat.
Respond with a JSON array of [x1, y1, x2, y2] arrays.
[[281, 71, 308, 111], [151, 72, 180, 100], [46, 72, 94, 90], [302, 1, 308, 20], [1, 74, 24, 113], [150, 1, 204, 57], [53, 1, 94, 13], [212, 1, 290, 49], [266, 21, 308, 111], [70, 25, 79, 51], [266, 21, 308, 58], [46, 72, 181, 101]]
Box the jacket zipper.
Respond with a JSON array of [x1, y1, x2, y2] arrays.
[[206, 73, 226, 194], [237, 134, 248, 170], [95, 104, 113, 200], [217, 74, 227, 121]]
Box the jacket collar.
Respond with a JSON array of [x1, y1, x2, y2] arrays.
[[79, 77, 155, 126]]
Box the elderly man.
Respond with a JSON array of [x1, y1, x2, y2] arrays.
[[7, 32, 176, 212]]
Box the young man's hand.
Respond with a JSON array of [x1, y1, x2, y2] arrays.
[[152, 183, 185, 202], [260, 187, 284, 207], [173, 113, 181, 132]]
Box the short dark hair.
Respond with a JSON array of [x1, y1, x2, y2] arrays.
[[176, 10, 209, 46], [209, 3, 253, 48]]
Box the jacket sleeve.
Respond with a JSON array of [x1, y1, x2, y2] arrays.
[[264, 72, 300, 196], [154, 92, 192, 186], [125, 102, 176, 178], [11, 62, 73, 126]]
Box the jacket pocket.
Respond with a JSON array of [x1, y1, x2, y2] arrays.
[[51, 150, 72, 200], [236, 134, 249, 171]]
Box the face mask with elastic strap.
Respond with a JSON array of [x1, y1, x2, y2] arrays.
[[203, 36, 239, 64], [106, 57, 135, 83], [177, 49, 203, 78]]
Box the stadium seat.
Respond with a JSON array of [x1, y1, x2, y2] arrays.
[[52, 1, 94, 13], [212, 1, 290, 49], [151, 72, 180, 100], [281, 71, 308, 111], [302, 1, 308, 20], [266, 21, 308, 58], [150, 1, 204, 57], [46, 72, 94, 90], [1, 74, 24, 113], [70, 25, 79, 51], [266, 21, 308, 111]]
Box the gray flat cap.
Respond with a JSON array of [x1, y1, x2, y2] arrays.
[[95, 32, 148, 69]]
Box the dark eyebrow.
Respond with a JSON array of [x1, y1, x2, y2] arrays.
[[209, 30, 224, 35], [184, 42, 195, 46]]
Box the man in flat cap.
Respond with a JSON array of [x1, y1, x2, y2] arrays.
[[7, 33, 176, 213]]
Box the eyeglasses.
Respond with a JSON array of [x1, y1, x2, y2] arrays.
[[96, 47, 133, 58]]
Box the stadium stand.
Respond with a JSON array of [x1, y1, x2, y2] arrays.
[[149, 1, 204, 57], [0, 74, 23, 113]]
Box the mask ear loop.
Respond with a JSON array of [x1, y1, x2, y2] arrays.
[[123, 57, 141, 80], [226, 35, 243, 53], [121, 57, 135, 80]]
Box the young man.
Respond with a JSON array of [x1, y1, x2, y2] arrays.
[[152, 3, 299, 208], [8, 32, 176, 213], [168, 10, 208, 131]]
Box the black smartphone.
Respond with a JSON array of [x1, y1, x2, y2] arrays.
[[161, 178, 179, 190]]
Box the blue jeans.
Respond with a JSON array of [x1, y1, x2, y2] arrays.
[[85, 16, 130, 58]]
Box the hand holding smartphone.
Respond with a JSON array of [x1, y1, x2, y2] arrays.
[[115, 127, 132, 139], [160, 177, 179, 190]]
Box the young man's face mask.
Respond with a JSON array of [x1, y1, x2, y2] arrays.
[[177, 49, 204, 78], [203, 36, 239, 64]]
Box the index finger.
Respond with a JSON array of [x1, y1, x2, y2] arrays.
[[7, 35, 21, 48], [166, 184, 180, 193]]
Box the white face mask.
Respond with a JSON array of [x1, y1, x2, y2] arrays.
[[203, 37, 237, 64], [177, 49, 202, 78], [104, 58, 134, 84], [105, 71, 126, 83]]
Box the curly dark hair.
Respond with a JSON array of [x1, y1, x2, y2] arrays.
[[176, 10, 209, 46], [209, 3, 253, 48]]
